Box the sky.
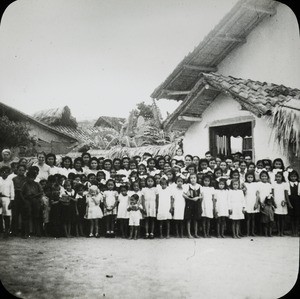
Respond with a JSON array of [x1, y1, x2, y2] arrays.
[[0, 0, 238, 121]]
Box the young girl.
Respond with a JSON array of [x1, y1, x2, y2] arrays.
[[59, 156, 75, 178], [60, 180, 75, 237], [85, 185, 103, 237], [214, 178, 229, 238], [228, 179, 246, 238], [270, 158, 288, 183], [117, 185, 129, 238], [173, 148, 184, 162], [170, 176, 186, 237], [103, 179, 118, 237], [49, 183, 61, 238], [141, 176, 158, 239], [244, 172, 260, 237], [272, 172, 292, 236], [156, 177, 172, 238], [288, 170, 300, 236], [183, 173, 201, 238], [260, 195, 275, 237], [127, 194, 144, 240], [257, 170, 273, 235], [201, 175, 215, 238], [147, 158, 160, 176]]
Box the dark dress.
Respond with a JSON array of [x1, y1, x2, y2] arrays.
[[289, 183, 300, 218], [77, 195, 87, 220], [261, 204, 275, 223], [184, 185, 202, 220]]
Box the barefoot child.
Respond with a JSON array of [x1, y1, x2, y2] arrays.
[[260, 195, 275, 237], [103, 179, 118, 237], [156, 177, 172, 238], [170, 176, 186, 238], [127, 194, 144, 240], [183, 173, 201, 238], [214, 178, 229, 238], [75, 184, 86, 237], [272, 172, 292, 236], [85, 185, 103, 237], [228, 179, 246, 238], [60, 180, 74, 237], [117, 185, 129, 238], [201, 175, 215, 238], [244, 172, 260, 236], [288, 170, 300, 236], [141, 176, 158, 239]]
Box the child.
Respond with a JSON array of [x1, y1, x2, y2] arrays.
[[49, 183, 61, 238], [0, 166, 15, 238], [141, 176, 158, 239], [75, 184, 86, 237], [214, 178, 229, 238], [183, 173, 201, 238], [228, 179, 246, 238], [156, 177, 172, 238], [201, 175, 215, 238], [272, 172, 292, 236], [260, 195, 275, 237], [244, 172, 260, 237], [170, 176, 186, 238], [288, 170, 300, 236], [127, 194, 144, 240], [117, 185, 129, 238], [41, 185, 51, 236], [60, 180, 74, 237], [85, 185, 103, 237], [103, 179, 118, 237]]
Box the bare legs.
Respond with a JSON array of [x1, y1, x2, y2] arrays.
[[159, 220, 170, 238], [276, 215, 285, 236], [202, 217, 211, 238], [246, 213, 256, 236], [129, 226, 138, 240], [232, 220, 241, 238], [145, 218, 155, 238], [217, 217, 226, 238]]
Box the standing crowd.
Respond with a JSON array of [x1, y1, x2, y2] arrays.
[[0, 147, 299, 240]]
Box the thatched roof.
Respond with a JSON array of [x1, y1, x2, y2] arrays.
[[33, 106, 77, 128], [94, 116, 125, 131], [67, 142, 178, 159], [0, 101, 78, 142], [151, 0, 277, 101]]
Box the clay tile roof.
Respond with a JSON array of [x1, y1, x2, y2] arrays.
[[202, 73, 300, 115], [94, 116, 126, 131]]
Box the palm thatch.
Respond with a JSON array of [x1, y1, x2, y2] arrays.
[[94, 116, 126, 131], [67, 141, 179, 159], [271, 101, 300, 156], [33, 106, 77, 128]]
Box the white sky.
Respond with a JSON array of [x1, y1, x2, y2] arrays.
[[0, 0, 238, 121]]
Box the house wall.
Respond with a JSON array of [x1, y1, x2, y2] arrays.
[[218, 3, 300, 88], [27, 123, 76, 154], [183, 94, 288, 164]]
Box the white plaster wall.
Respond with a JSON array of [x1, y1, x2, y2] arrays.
[[218, 3, 300, 88], [183, 94, 288, 164]]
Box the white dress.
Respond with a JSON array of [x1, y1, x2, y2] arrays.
[[257, 182, 272, 206], [214, 189, 229, 217], [171, 187, 186, 220], [272, 182, 289, 215], [228, 190, 246, 220], [141, 187, 158, 217], [117, 194, 129, 219], [244, 182, 259, 213], [128, 203, 143, 226], [156, 185, 172, 220], [103, 190, 118, 216], [85, 193, 103, 219], [201, 186, 215, 219]]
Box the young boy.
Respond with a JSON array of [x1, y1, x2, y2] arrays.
[[127, 194, 144, 240]]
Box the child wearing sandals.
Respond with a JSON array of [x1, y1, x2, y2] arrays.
[[85, 185, 103, 238]]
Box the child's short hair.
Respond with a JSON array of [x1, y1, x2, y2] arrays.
[[274, 171, 286, 182], [63, 179, 72, 188], [202, 175, 212, 186], [131, 180, 140, 190], [245, 171, 256, 182], [230, 179, 240, 189], [288, 170, 299, 181], [87, 173, 96, 179], [159, 177, 168, 185], [187, 173, 197, 184], [216, 178, 228, 189], [74, 183, 84, 192], [130, 193, 139, 202], [106, 179, 116, 188], [259, 170, 270, 180], [88, 185, 99, 194], [119, 184, 129, 191]]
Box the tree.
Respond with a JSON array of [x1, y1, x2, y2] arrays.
[[0, 116, 31, 148], [136, 102, 153, 119]]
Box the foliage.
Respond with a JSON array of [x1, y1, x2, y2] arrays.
[[0, 116, 32, 148], [136, 101, 154, 119]]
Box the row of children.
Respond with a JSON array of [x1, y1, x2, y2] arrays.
[[0, 148, 299, 239]]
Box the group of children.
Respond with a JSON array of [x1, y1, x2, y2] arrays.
[[0, 148, 299, 240]]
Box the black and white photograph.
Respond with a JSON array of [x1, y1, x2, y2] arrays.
[[0, 0, 299, 298]]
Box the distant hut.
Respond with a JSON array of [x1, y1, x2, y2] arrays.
[[94, 116, 126, 132], [0, 101, 78, 154]]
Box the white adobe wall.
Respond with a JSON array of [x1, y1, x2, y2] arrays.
[[218, 3, 300, 88], [183, 94, 288, 164]]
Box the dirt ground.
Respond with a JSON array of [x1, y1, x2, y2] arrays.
[[0, 235, 298, 299]]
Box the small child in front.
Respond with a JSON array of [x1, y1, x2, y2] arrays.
[[127, 194, 143, 240]]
